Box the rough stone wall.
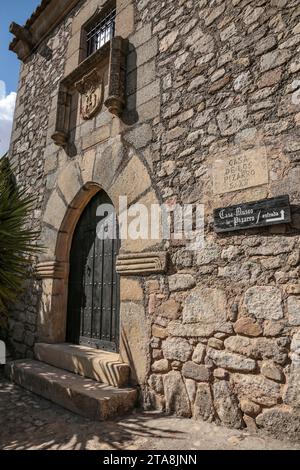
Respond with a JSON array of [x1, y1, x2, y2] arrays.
[[5, 3, 83, 358], [136, 0, 300, 438], [6, 0, 300, 440]]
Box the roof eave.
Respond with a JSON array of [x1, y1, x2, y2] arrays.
[[9, 0, 81, 62]]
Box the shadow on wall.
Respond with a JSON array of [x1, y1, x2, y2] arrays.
[[291, 205, 300, 230], [122, 42, 139, 126]]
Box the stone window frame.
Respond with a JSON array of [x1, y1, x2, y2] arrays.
[[80, 0, 117, 62], [51, 0, 136, 148]]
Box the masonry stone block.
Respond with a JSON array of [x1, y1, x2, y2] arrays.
[[57, 161, 82, 206], [43, 191, 67, 230]]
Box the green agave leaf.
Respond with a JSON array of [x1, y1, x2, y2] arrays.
[[0, 158, 43, 323]]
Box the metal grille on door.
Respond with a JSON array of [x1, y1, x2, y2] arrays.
[[66, 191, 120, 352]]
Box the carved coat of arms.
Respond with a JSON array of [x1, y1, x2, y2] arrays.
[[75, 68, 104, 120]]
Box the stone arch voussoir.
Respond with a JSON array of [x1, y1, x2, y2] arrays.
[[37, 144, 163, 382]]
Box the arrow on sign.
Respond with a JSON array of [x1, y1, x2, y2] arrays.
[[266, 210, 285, 223]]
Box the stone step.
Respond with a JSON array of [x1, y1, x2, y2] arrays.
[[6, 360, 137, 421], [34, 343, 130, 388]]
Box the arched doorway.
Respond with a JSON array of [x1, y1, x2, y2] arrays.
[[66, 190, 120, 352]]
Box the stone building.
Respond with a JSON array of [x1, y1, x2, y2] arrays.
[[4, 0, 300, 438]]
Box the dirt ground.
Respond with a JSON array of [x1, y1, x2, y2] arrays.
[[0, 374, 299, 451]]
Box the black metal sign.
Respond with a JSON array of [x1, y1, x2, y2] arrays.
[[214, 195, 291, 233]]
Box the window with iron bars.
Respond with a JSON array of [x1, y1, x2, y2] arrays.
[[86, 8, 116, 57]]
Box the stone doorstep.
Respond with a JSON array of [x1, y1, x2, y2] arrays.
[[34, 343, 130, 388], [5, 360, 137, 421]]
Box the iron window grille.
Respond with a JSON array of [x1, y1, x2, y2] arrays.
[[86, 8, 116, 57]]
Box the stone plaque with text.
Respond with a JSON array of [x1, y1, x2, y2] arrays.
[[213, 148, 269, 195]]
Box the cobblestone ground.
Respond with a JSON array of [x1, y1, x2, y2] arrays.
[[0, 374, 299, 451]]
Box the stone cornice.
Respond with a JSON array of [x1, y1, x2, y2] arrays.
[[9, 0, 81, 62]]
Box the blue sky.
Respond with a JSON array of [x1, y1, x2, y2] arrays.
[[0, 1, 40, 155], [0, 0, 41, 93]]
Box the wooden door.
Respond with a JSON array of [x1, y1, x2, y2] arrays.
[[66, 191, 120, 352]]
